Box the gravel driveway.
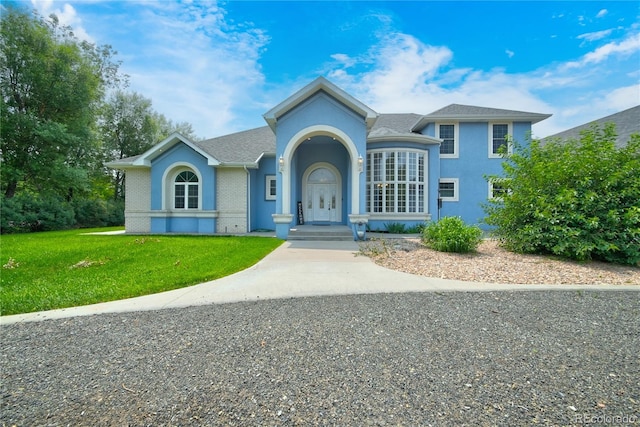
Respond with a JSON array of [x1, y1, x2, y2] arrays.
[[2, 291, 639, 426]]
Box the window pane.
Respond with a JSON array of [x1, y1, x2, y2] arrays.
[[385, 184, 395, 212], [175, 185, 185, 209], [439, 125, 455, 155], [385, 152, 395, 181], [373, 153, 382, 181], [374, 184, 383, 213], [176, 171, 199, 183], [439, 182, 455, 198], [397, 152, 406, 181], [418, 185, 424, 212], [493, 124, 508, 154], [408, 184, 416, 213], [397, 183, 406, 212], [408, 152, 417, 181], [269, 179, 276, 196], [188, 184, 198, 208]]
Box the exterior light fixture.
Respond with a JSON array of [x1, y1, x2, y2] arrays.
[[279, 156, 284, 172], [358, 154, 363, 172]]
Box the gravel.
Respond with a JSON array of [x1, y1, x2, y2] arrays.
[[2, 291, 639, 426], [360, 239, 640, 285]]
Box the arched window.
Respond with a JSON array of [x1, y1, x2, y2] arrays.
[[174, 171, 199, 209]]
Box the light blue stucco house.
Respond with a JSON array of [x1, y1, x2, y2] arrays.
[[108, 77, 551, 239]]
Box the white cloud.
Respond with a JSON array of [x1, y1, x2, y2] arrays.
[[596, 9, 608, 18], [563, 32, 640, 69], [31, 0, 93, 42], [577, 29, 613, 43], [505, 49, 515, 58], [324, 30, 639, 139], [31, 1, 270, 138]]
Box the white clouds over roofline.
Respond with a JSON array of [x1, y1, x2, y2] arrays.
[[322, 28, 639, 138]]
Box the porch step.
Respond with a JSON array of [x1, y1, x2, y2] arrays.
[[288, 225, 354, 241]]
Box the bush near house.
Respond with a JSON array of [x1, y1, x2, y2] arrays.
[[483, 124, 640, 265], [422, 216, 483, 253]]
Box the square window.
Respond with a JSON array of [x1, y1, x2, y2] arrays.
[[489, 180, 510, 199], [439, 178, 459, 202]]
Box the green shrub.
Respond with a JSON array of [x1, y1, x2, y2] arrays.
[[384, 222, 406, 234], [422, 216, 483, 253], [1, 193, 75, 233], [483, 124, 640, 265]]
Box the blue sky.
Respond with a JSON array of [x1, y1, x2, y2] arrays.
[[26, 0, 640, 139]]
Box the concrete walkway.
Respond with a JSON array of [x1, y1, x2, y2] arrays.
[[2, 240, 637, 325]]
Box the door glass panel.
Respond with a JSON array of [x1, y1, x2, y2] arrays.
[[319, 188, 325, 209], [309, 168, 336, 183]]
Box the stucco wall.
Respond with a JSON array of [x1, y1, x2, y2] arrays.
[[217, 168, 248, 233], [250, 155, 277, 231]]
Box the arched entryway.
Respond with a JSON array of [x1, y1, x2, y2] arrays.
[[302, 163, 342, 223]]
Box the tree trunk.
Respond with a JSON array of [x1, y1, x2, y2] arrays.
[[4, 180, 17, 199]]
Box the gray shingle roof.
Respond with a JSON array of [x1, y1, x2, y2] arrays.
[[189, 113, 426, 165], [412, 104, 551, 130], [543, 105, 640, 148], [194, 126, 276, 164], [108, 107, 551, 168]]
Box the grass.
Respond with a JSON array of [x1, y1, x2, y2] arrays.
[[0, 227, 282, 316]]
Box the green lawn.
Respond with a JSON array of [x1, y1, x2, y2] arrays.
[[0, 228, 282, 315]]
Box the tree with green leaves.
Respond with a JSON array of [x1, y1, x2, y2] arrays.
[[0, 5, 123, 200], [483, 124, 640, 265], [99, 90, 200, 200]]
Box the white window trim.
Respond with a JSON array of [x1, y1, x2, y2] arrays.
[[436, 122, 459, 159], [366, 149, 428, 215], [265, 175, 276, 201], [488, 179, 510, 200], [161, 162, 202, 211], [439, 178, 459, 202], [488, 122, 513, 158], [173, 171, 200, 210]]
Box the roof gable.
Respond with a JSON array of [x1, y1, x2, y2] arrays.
[[263, 76, 378, 131], [106, 133, 220, 169], [412, 103, 551, 131]]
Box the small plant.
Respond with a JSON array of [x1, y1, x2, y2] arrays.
[[422, 217, 483, 253], [384, 222, 406, 234], [357, 238, 391, 257]]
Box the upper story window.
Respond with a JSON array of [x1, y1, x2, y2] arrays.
[[489, 123, 512, 158], [366, 150, 427, 214], [174, 170, 199, 209], [436, 123, 458, 158]]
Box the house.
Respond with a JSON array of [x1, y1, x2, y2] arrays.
[[543, 105, 640, 148], [107, 77, 551, 239]]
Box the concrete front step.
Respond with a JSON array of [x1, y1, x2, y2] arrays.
[[288, 225, 354, 241]]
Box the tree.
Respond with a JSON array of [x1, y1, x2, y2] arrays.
[[99, 90, 200, 199], [0, 6, 122, 199], [100, 90, 158, 200], [483, 124, 640, 265]]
